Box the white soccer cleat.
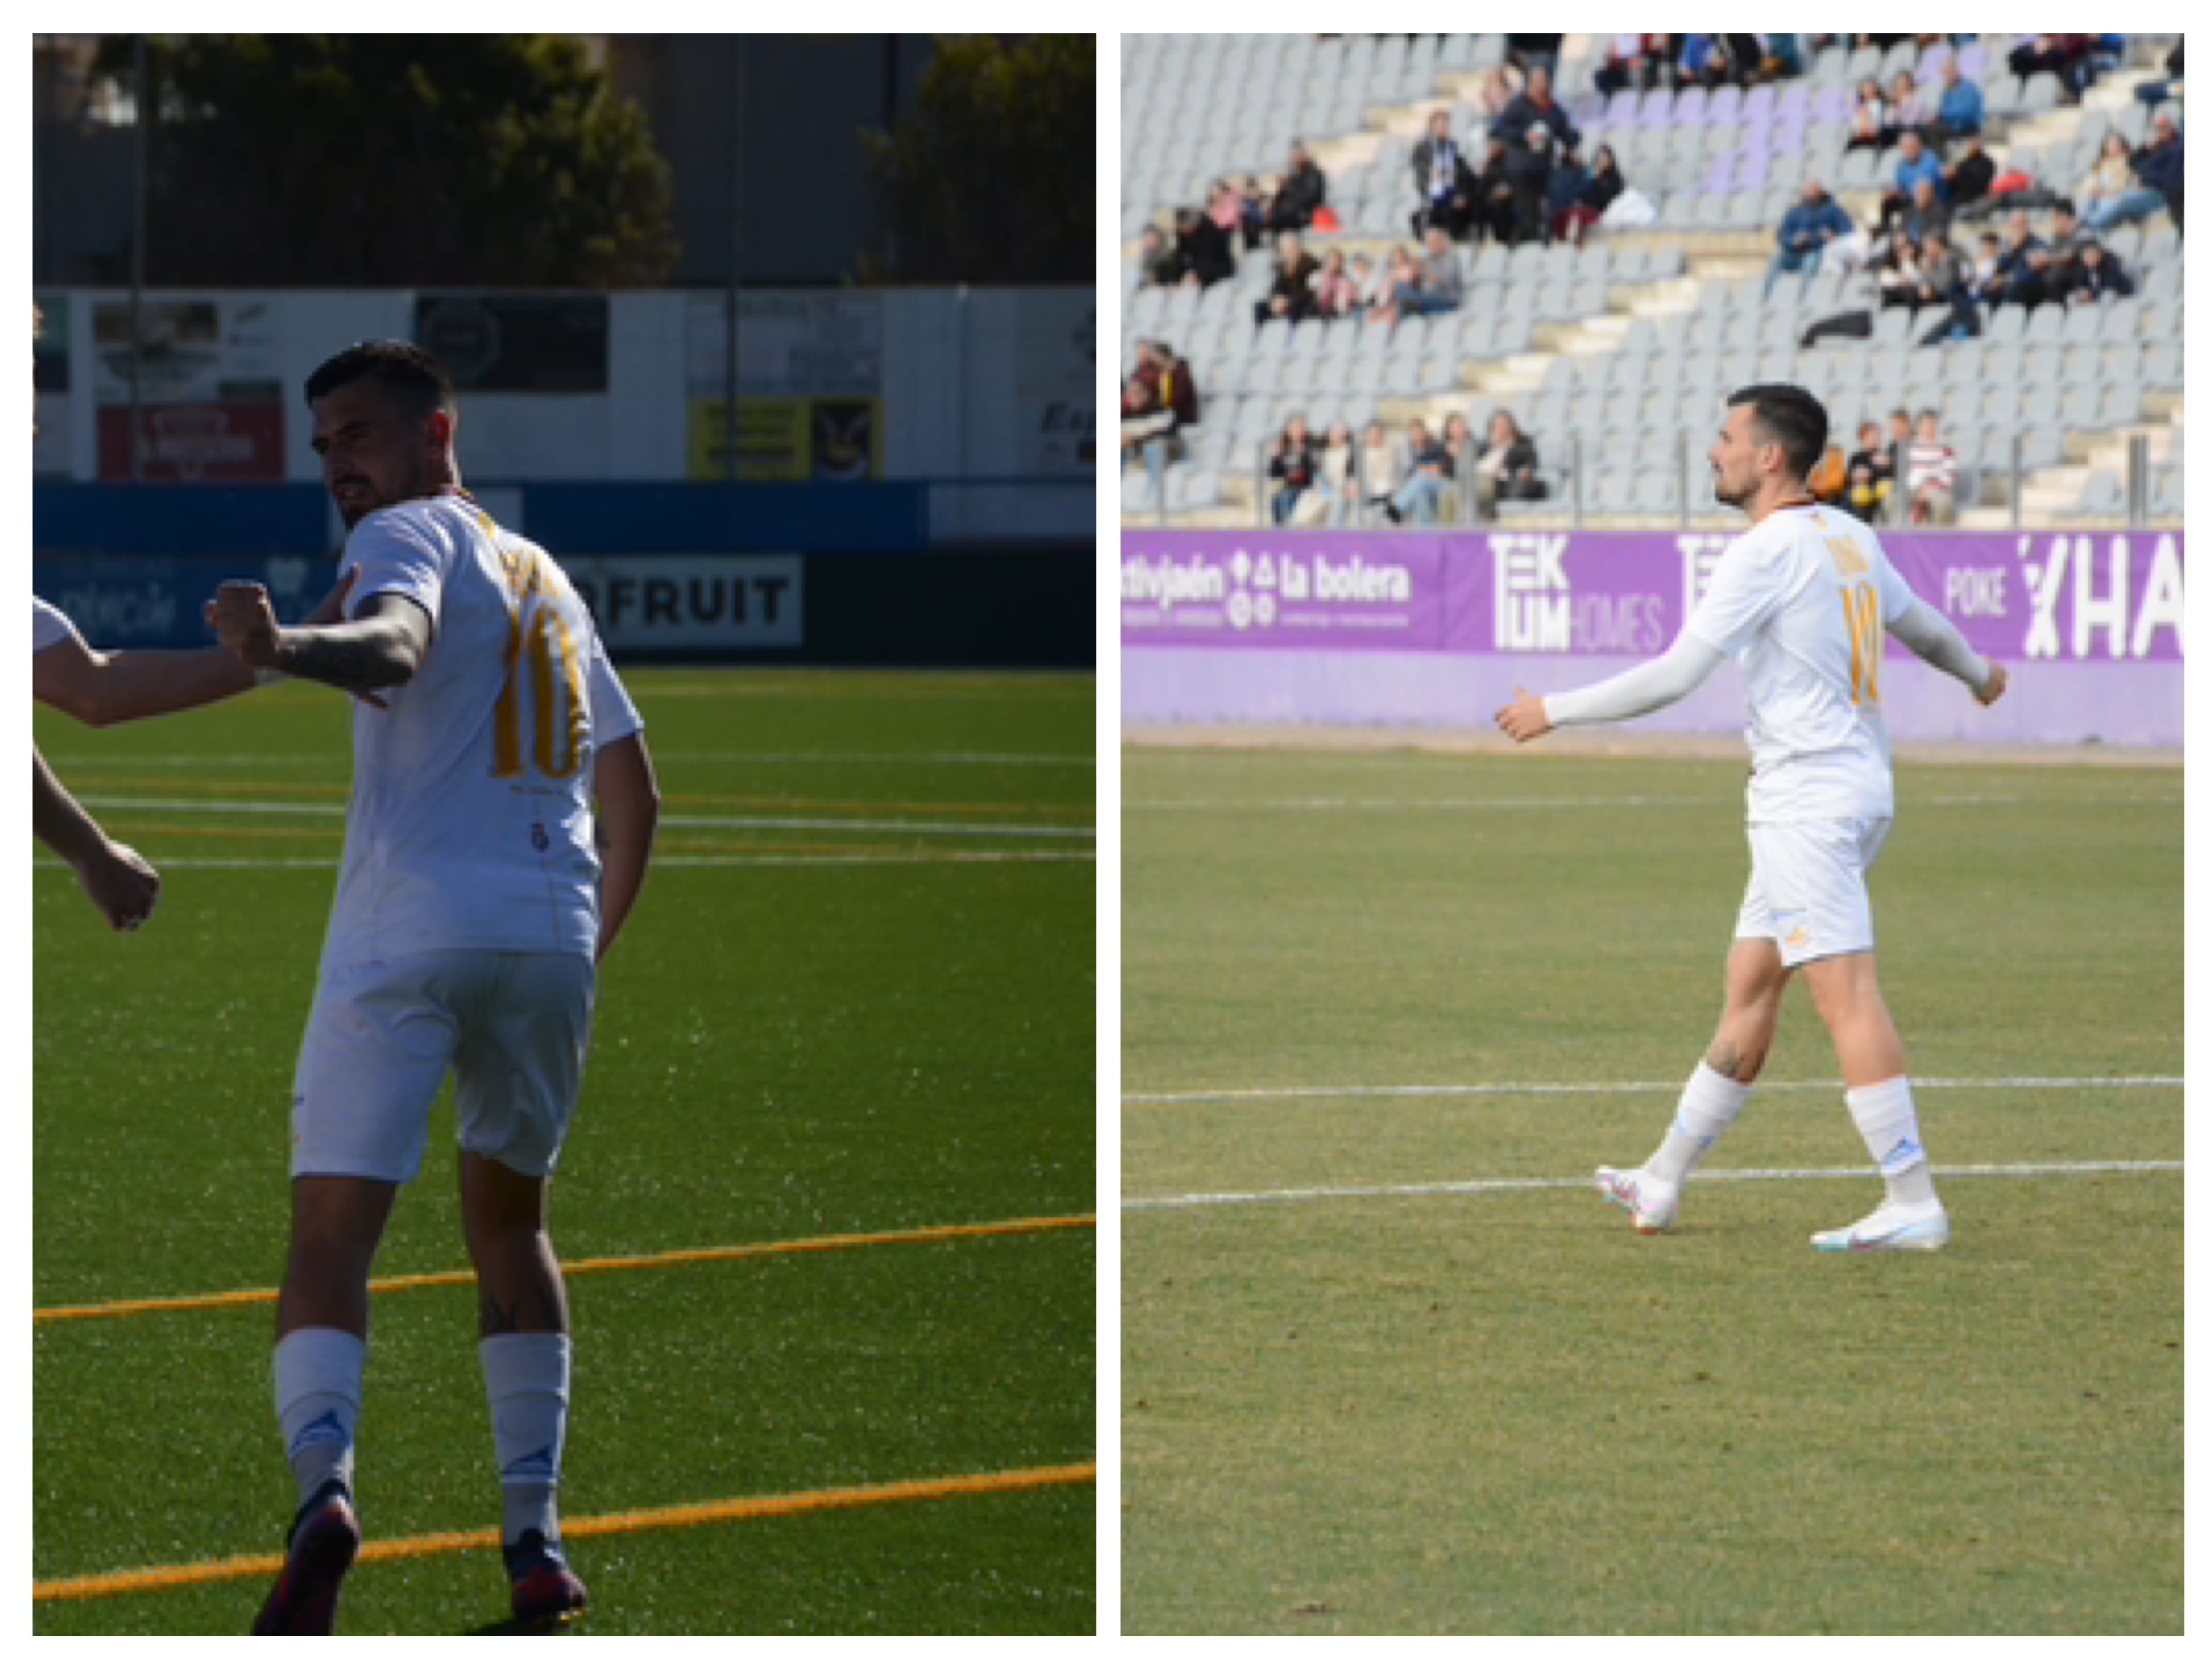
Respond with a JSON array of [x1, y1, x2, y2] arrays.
[[1595, 1165, 1678, 1234], [1810, 1199, 1950, 1253]]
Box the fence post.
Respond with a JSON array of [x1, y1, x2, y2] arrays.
[[2009, 432, 2022, 529], [2128, 431, 2147, 527], [1572, 431, 1583, 527]]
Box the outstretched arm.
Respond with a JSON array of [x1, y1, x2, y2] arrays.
[[39, 570, 357, 725], [1888, 597, 2006, 705], [592, 734, 660, 962], [1496, 633, 1728, 743], [208, 583, 429, 698]]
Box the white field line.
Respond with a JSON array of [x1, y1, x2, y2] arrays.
[[35, 851, 1094, 873], [1125, 1075, 2182, 1105], [1125, 1159, 2183, 1212], [77, 795, 1093, 840], [1126, 793, 2182, 813]]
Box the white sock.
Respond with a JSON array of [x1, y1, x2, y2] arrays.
[[1647, 1063, 1752, 1186], [274, 1327, 364, 1513], [1846, 1076, 1939, 1208], [482, 1333, 570, 1545]]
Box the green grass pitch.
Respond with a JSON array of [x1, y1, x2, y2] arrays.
[[1121, 742, 2179, 1635], [34, 667, 1096, 1635]]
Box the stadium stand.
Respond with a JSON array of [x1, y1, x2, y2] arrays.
[[1122, 33, 2183, 529]]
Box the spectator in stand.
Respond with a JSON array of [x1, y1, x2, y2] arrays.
[[1768, 178, 1854, 294], [2082, 109, 2183, 231], [1471, 409, 1543, 520], [1883, 408, 1914, 518], [1255, 230, 1321, 325], [2063, 238, 2137, 304], [2077, 131, 2139, 222], [1473, 62, 1525, 126], [1966, 230, 2004, 306], [1845, 77, 1891, 153], [1842, 419, 1894, 524], [1291, 424, 1356, 527], [1411, 109, 1478, 239], [1880, 68, 1932, 148], [1932, 55, 1984, 140], [1504, 123, 1557, 246], [1171, 206, 1235, 289], [1474, 136, 1518, 244], [1905, 409, 1957, 526], [1493, 62, 1579, 154], [1439, 413, 1478, 519], [1388, 418, 1456, 525], [1399, 225, 1467, 316], [1944, 132, 1996, 210], [2008, 34, 2097, 101], [1901, 175, 1952, 246], [1134, 225, 1175, 289], [1267, 415, 1321, 525], [1157, 343, 1199, 437], [1350, 251, 1385, 314], [1235, 177, 1269, 249], [1119, 341, 1174, 497], [1882, 130, 1946, 228], [1311, 248, 1359, 318], [1205, 179, 1244, 242], [1264, 141, 1328, 239], [1357, 420, 1406, 524], [1674, 33, 1723, 90], [1547, 142, 1589, 239], [1983, 207, 2047, 307], [1368, 244, 1419, 326], [1594, 34, 1652, 96], [2135, 39, 2182, 107], [1556, 143, 1624, 244]]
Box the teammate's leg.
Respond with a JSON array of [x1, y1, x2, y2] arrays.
[[258, 1175, 398, 1635], [461, 1150, 587, 1623], [1799, 950, 1946, 1248]]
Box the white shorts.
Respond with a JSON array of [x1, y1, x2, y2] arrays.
[[1732, 817, 1892, 969], [291, 950, 596, 1183]]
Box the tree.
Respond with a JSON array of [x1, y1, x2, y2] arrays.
[[861, 35, 1094, 285], [96, 35, 680, 287]]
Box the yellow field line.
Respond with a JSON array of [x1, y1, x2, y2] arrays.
[[33, 1461, 1098, 1603], [35, 1213, 1096, 1325]]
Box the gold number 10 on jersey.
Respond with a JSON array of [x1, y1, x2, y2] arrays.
[[491, 542, 588, 780], [1840, 583, 1883, 707]]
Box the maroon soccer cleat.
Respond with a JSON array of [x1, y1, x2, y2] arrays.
[[505, 1530, 588, 1627], [252, 1483, 361, 1635]]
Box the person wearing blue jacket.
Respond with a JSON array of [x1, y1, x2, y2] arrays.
[[1933, 57, 1983, 139], [1768, 179, 1855, 295]]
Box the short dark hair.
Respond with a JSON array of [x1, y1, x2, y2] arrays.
[[304, 340, 455, 424], [1726, 383, 1829, 480]]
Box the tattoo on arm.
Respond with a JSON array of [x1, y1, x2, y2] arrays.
[[275, 620, 417, 696]]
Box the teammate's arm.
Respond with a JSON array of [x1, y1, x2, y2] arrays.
[[35, 633, 255, 727], [1887, 596, 2007, 705], [1496, 633, 1729, 743], [592, 734, 660, 962], [208, 583, 429, 696], [34, 744, 160, 930]]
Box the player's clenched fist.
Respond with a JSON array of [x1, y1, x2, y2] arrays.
[[76, 838, 161, 932], [1495, 686, 1553, 744], [1975, 662, 2009, 707], [207, 580, 285, 669]]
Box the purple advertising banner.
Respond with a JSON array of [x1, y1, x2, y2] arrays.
[[1122, 529, 2186, 664], [1123, 529, 2185, 747]]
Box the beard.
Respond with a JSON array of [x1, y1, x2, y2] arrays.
[[1712, 468, 1752, 508]]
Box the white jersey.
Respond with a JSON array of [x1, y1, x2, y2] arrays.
[[32, 594, 79, 654], [1684, 502, 1918, 824], [320, 496, 643, 971]]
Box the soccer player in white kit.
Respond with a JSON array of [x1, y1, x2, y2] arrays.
[[208, 342, 660, 1633], [1496, 385, 2006, 1253]]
